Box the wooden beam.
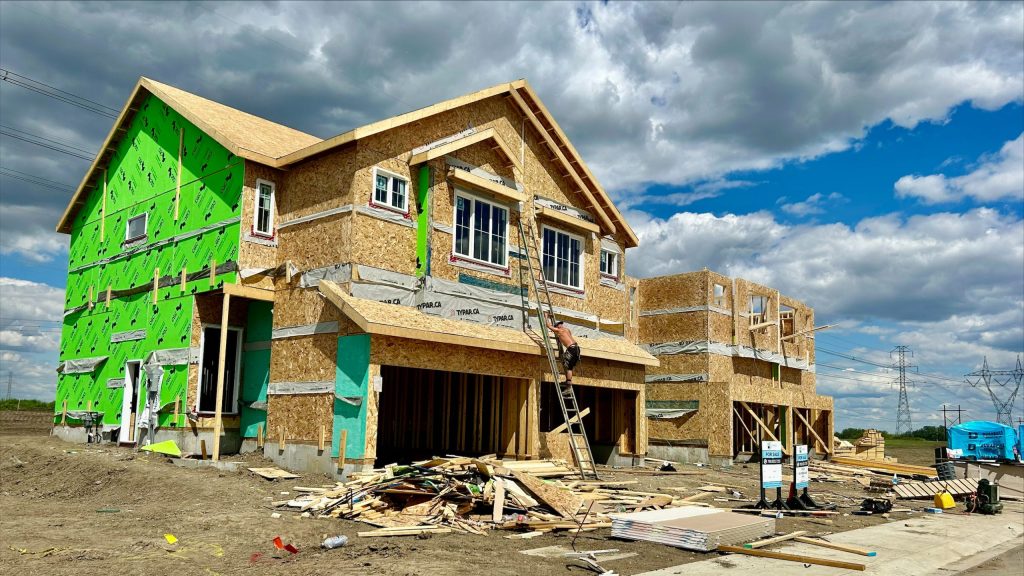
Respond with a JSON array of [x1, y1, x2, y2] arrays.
[[739, 401, 779, 443], [732, 405, 757, 444], [507, 88, 616, 235], [410, 127, 522, 172], [744, 531, 808, 549], [550, 406, 590, 434], [748, 319, 778, 331], [793, 536, 876, 556], [794, 408, 829, 454], [447, 167, 526, 203], [211, 292, 230, 461], [717, 546, 865, 571], [222, 282, 275, 301]]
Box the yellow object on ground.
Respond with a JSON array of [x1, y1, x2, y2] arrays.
[[164, 534, 177, 545], [140, 440, 182, 457], [934, 491, 955, 509]]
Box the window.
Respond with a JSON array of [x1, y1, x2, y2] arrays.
[[542, 226, 583, 290], [254, 179, 275, 236], [600, 249, 619, 278], [372, 167, 408, 213], [453, 192, 508, 267], [780, 304, 796, 337], [126, 213, 147, 242], [713, 283, 727, 307], [749, 294, 768, 324]]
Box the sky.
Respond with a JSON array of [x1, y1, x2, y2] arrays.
[[0, 1, 1022, 432]]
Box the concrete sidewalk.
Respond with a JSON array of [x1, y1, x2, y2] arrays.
[[637, 503, 1024, 575]]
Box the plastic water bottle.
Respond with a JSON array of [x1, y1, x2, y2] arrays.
[[322, 535, 348, 549]]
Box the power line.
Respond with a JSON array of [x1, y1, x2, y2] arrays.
[[0, 68, 119, 118], [0, 125, 95, 160], [0, 166, 75, 192]]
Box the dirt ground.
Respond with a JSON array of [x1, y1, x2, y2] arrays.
[[0, 430, 1000, 575]]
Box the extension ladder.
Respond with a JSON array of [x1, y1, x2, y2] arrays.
[[517, 219, 599, 480]]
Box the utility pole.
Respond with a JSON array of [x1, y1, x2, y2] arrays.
[[892, 346, 915, 436], [965, 356, 1023, 426], [939, 404, 964, 429], [5, 371, 10, 401]]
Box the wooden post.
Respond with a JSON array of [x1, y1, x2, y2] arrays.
[[100, 169, 107, 241], [200, 439, 208, 460], [173, 397, 180, 427], [338, 429, 348, 472], [257, 423, 263, 448], [61, 400, 67, 426], [105, 285, 111, 308], [174, 127, 183, 220], [152, 268, 159, 304], [278, 426, 285, 451], [209, 258, 216, 286], [180, 268, 187, 292], [211, 292, 230, 461]]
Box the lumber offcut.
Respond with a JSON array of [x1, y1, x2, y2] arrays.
[[717, 545, 866, 571]]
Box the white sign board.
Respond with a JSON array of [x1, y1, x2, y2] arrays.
[[794, 444, 809, 489], [761, 441, 783, 489]]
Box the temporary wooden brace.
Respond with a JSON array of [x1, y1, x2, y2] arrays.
[[793, 537, 876, 556], [200, 440, 208, 460], [105, 285, 111, 308], [86, 400, 92, 412], [87, 285, 94, 310], [211, 291, 230, 461], [180, 268, 187, 292], [174, 127, 183, 220], [61, 400, 67, 426], [739, 401, 781, 445], [100, 170, 106, 241], [209, 258, 216, 286], [152, 268, 159, 304], [744, 531, 808, 549], [173, 397, 179, 427], [278, 426, 285, 451], [795, 408, 830, 454], [257, 423, 264, 448], [716, 545, 865, 571], [319, 425, 325, 452], [338, 429, 348, 472]]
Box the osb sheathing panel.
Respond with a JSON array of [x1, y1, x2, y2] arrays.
[[638, 311, 708, 345], [593, 282, 628, 323], [708, 355, 806, 389], [368, 335, 643, 391], [271, 286, 342, 329], [278, 211, 352, 272], [733, 278, 779, 352], [638, 271, 707, 311], [647, 353, 708, 378], [365, 363, 381, 460], [703, 382, 734, 456], [624, 276, 640, 343], [269, 333, 338, 383], [277, 145, 357, 222], [266, 392, 333, 442], [191, 292, 250, 347], [239, 161, 281, 272]]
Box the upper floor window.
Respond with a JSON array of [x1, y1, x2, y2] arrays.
[[713, 283, 727, 307], [542, 226, 583, 290], [780, 304, 796, 337], [749, 293, 769, 324], [372, 167, 408, 213], [600, 249, 619, 279], [453, 191, 508, 268], [254, 179, 275, 236], [126, 213, 147, 242]]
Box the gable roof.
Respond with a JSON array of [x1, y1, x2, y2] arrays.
[[57, 78, 638, 247]]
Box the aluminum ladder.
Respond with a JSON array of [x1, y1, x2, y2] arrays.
[[516, 219, 599, 480]]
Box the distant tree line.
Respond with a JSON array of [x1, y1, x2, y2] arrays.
[[0, 399, 55, 412], [838, 425, 947, 441]]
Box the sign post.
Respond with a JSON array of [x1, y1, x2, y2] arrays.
[[786, 444, 819, 509], [754, 440, 785, 510]]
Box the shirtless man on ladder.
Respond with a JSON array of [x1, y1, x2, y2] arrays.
[[546, 313, 581, 384]]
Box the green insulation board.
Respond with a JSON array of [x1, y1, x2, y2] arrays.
[[415, 165, 430, 276], [56, 92, 244, 427], [333, 334, 370, 460], [240, 300, 272, 438]]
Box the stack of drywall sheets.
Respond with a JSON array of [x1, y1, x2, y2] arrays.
[[609, 507, 775, 552]]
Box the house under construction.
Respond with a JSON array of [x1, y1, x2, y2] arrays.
[[53, 78, 831, 471]]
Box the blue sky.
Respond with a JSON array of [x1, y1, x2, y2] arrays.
[[1, 1, 1022, 433]]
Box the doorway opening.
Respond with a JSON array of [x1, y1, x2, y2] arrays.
[[118, 360, 141, 444], [197, 325, 242, 415]]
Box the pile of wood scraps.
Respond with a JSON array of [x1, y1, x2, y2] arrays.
[[271, 455, 707, 537]]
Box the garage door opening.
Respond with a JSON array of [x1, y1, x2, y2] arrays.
[[539, 383, 637, 465], [375, 366, 533, 465]]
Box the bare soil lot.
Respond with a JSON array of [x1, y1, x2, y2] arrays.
[[0, 432, 933, 575]]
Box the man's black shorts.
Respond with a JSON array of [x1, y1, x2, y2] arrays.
[[562, 343, 581, 372]]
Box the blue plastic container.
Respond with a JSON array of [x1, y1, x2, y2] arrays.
[[946, 421, 1016, 461]]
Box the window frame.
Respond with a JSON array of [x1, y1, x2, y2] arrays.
[[370, 166, 410, 215], [253, 179, 276, 237], [599, 248, 619, 279], [125, 213, 148, 243], [541, 225, 585, 291], [451, 188, 510, 270]]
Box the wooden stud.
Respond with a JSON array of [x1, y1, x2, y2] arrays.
[[173, 397, 179, 427], [338, 429, 348, 472], [200, 439, 208, 460], [105, 284, 111, 308], [61, 400, 67, 426], [257, 423, 264, 448], [716, 546, 865, 571], [795, 408, 828, 454], [152, 268, 159, 304], [86, 400, 92, 413], [492, 478, 506, 523], [793, 537, 876, 556], [744, 531, 808, 549], [174, 127, 183, 220], [210, 257, 216, 286], [318, 425, 325, 452], [211, 292, 230, 461], [180, 268, 187, 292]]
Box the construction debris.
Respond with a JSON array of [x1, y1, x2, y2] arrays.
[[272, 456, 707, 536]]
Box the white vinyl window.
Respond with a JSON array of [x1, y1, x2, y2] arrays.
[[542, 226, 583, 290], [453, 191, 508, 267], [372, 167, 408, 213], [126, 213, 147, 242], [600, 249, 619, 278], [254, 179, 275, 236]]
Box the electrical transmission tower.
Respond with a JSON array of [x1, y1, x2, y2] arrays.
[[964, 356, 1023, 426], [891, 346, 915, 435]]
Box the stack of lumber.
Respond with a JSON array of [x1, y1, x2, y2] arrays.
[[893, 478, 978, 500], [830, 456, 936, 479], [609, 507, 774, 552], [272, 455, 706, 537]]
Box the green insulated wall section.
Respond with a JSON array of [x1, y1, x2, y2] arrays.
[[415, 165, 430, 277], [240, 300, 272, 438], [57, 93, 244, 428], [334, 334, 370, 459]]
